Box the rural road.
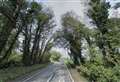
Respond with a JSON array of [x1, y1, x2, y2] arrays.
[[11, 62, 73, 82]]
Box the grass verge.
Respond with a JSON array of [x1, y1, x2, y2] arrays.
[[0, 63, 49, 82]]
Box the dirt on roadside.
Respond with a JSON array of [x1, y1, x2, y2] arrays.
[[69, 68, 88, 82]]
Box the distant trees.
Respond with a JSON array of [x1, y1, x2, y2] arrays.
[[0, 0, 56, 66]]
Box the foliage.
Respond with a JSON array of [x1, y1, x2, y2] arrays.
[[79, 38, 120, 82], [50, 51, 61, 62], [64, 58, 75, 68], [0, 52, 22, 69], [21, 1, 56, 65], [8, 51, 22, 63], [61, 11, 86, 65], [0, 0, 56, 66], [41, 52, 51, 63], [60, 0, 120, 81], [59, 3, 120, 81], [0, 0, 24, 63], [80, 61, 120, 82]]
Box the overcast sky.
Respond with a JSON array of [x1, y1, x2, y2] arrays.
[[40, 0, 89, 56], [38, 0, 89, 28], [37, 0, 120, 56], [37, 0, 120, 28]]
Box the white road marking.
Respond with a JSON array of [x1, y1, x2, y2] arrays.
[[59, 79, 61, 82], [63, 78, 65, 82], [47, 72, 55, 82], [22, 66, 54, 82], [22, 63, 73, 82], [64, 63, 75, 82], [22, 71, 42, 82]]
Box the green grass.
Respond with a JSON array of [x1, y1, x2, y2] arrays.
[[0, 63, 49, 82]]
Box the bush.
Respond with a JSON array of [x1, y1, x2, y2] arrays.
[[8, 52, 22, 63], [78, 51, 120, 82], [64, 58, 75, 68], [79, 62, 120, 82], [0, 60, 22, 69], [50, 51, 61, 62], [0, 52, 22, 69]]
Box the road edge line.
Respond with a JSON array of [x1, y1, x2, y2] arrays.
[[47, 72, 55, 82], [22, 64, 50, 82], [22, 71, 42, 82], [64, 63, 75, 82]]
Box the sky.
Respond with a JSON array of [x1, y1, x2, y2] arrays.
[[40, 0, 89, 56], [39, 0, 89, 28], [108, 0, 120, 18], [108, 0, 120, 6], [37, 0, 120, 57], [37, 0, 120, 28]]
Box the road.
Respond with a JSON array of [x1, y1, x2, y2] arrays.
[[11, 62, 73, 82]]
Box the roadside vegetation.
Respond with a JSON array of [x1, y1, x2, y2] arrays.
[[59, 0, 120, 82], [50, 51, 61, 62], [0, 0, 56, 82], [64, 58, 75, 68], [0, 0, 120, 82]]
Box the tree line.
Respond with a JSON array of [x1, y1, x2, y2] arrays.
[[0, 0, 120, 81], [0, 0, 56, 67], [59, 0, 120, 81]]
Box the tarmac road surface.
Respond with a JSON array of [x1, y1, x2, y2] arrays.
[[11, 62, 73, 82]]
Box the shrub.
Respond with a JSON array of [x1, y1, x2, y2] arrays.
[[8, 52, 22, 63], [64, 58, 75, 68], [50, 51, 61, 62], [0, 52, 22, 69], [78, 51, 120, 82], [79, 62, 120, 82]]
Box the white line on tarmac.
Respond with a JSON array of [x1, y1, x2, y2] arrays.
[[47, 72, 55, 82], [64, 63, 75, 82], [22, 71, 42, 82]]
